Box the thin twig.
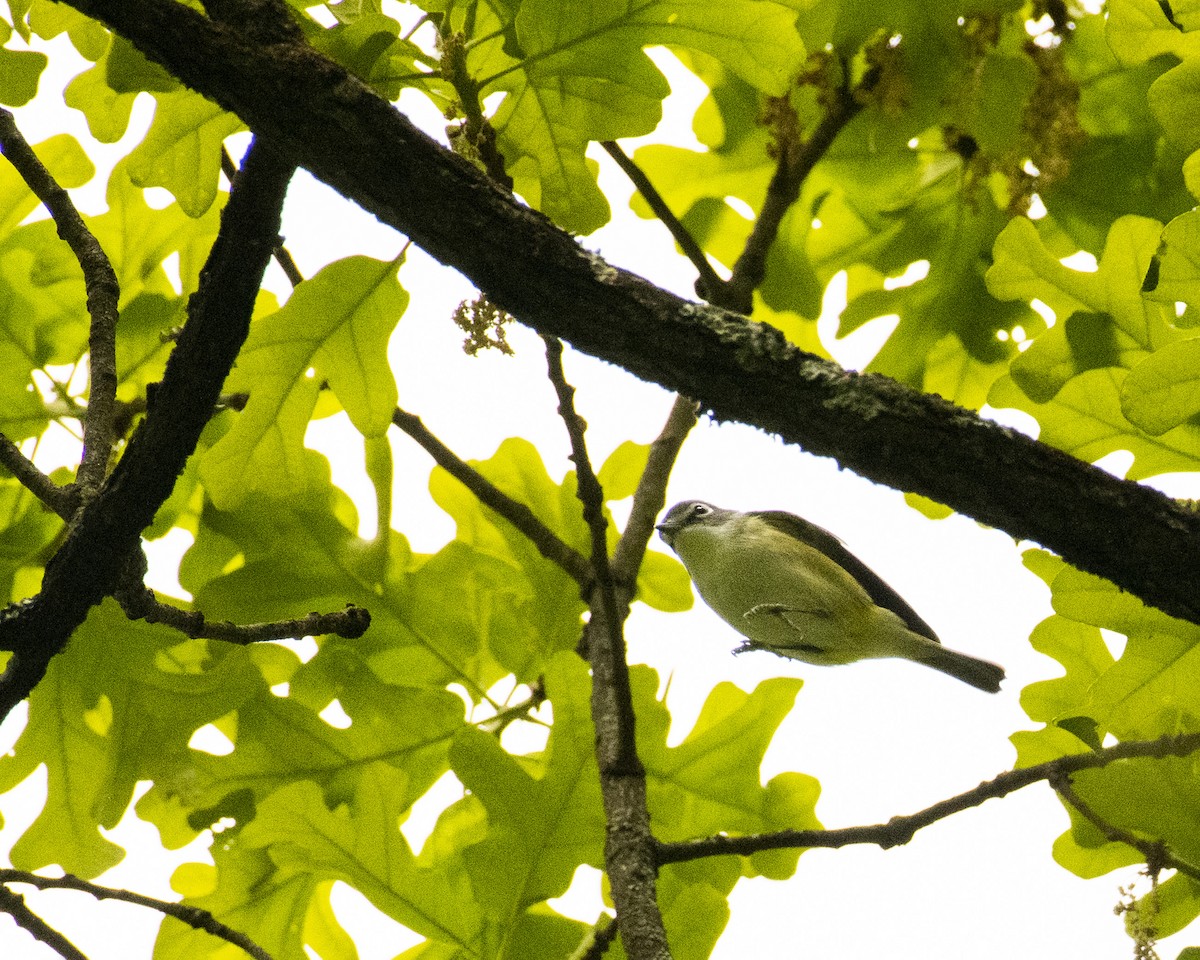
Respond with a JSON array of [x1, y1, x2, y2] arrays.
[[0, 433, 78, 519], [1051, 772, 1200, 883], [656, 732, 1200, 865], [542, 336, 633, 763], [0, 870, 274, 960], [719, 75, 865, 314], [0, 109, 121, 500], [391, 405, 591, 585], [579, 914, 619, 960], [600, 140, 723, 298], [117, 582, 370, 643], [543, 335, 669, 959], [610, 395, 698, 586], [0, 885, 89, 960]]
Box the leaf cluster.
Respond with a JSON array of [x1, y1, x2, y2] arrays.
[[0, 0, 1200, 958]]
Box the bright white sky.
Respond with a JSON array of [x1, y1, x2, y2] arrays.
[[2, 9, 1197, 960]]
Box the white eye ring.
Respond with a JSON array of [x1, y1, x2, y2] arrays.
[[691, 503, 710, 517]]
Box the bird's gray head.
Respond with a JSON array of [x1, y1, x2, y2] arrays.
[[656, 500, 736, 549]]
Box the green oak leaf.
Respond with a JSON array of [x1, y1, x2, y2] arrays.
[[450, 654, 605, 924], [469, 0, 805, 233], [1142, 208, 1200, 306], [0, 600, 264, 877], [1107, 0, 1200, 65], [82, 160, 224, 304], [64, 55, 139, 143], [113, 292, 183, 402], [311, 11, 444, 103], [654, 875, 731, 960], [991, 214, 1200, 436], [965, 51, 1037, 158], [63, 33, 178, 145], [188, 464, 524, 698], [0, 479, 61, 601], [426, 438, 590, 655], [240, 765, 483, 949], [24, 0, 109, 58], [1053, 756, 1200, 891], [636, 667, 818, 880], [156, 846, 353, 960], [1047, 563, 1200, 740], [140, 643, 465, 845], [595, 439, 648, 500], [200, 255, 406, 510], [104, 33, 177, 94], [987, 216, 1174, 397], [1125, 873, 1200, 939], [126, 88, 244, 218], [989, 367, 1200, 479], [0, 44, 46, 107], [1149, 57, 1200, 155], [1018, 549, 1200, 742], [0, 132, 93, 237], [1122, 338, 1200, 434]]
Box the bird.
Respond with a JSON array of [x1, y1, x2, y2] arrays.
[[656, 500, 1004, 693]]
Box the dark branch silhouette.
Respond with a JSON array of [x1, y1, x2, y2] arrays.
[[0, 109, 120, 500], [544, 335, 669, 958], [392, 405, 591, 584], [657, 732, 1200, 865], [0, 142, 299, 721], [53, 0, 1200, 626], [0, 870, 274, 960]]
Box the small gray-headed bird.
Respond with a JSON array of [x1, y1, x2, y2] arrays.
[[656, 500, 1004, 693]]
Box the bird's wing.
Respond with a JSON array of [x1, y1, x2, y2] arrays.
[[752, 510, 941, 644]]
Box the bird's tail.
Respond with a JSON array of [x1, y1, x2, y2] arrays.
[[914, 645, 1005, 693]]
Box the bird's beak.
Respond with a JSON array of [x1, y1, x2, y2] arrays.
[[655, 522, 674, 548]]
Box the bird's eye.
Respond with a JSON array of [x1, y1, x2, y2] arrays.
[[691, 503, 710, 517]]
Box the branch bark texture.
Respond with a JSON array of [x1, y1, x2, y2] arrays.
[[0, 141, 296, 718], [53, 0, 1200, 627]]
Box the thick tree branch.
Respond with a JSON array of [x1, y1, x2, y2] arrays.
[[656, 732, 1200, 865], [222, 147, 303, 287], [391, 405, 591, 585], [0, 870, 273, 960], [544, 336, 670, 959], [0, 109, 120, 500], [54, 0, 1200, 627], [0, 141, 297, 718]]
